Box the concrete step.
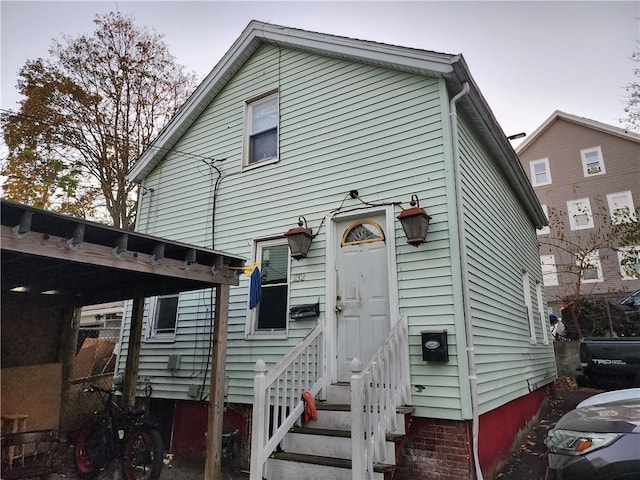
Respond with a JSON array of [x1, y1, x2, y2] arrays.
[[266, 452, 392, 480], [311, 403, 410, 434], [325, 384, 350, 404], [282, 428, 397, 465]]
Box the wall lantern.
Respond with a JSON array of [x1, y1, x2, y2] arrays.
[[397, 195, 432, 247], [284, 216, 314, 260]]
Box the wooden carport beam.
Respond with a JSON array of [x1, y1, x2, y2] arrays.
[[123, 295, 145, 406], [1, 225, 237, 286], [205, 283, 230, 480]]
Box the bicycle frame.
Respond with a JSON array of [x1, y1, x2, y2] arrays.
[[75, 385, 163, 480]]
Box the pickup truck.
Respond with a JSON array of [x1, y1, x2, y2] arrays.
[[576, 337, 640, 390]]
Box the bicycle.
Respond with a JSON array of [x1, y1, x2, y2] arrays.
[[73, 384, 164, 480]]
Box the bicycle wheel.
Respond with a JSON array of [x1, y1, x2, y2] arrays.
[[74, 422, 111, 478], [122, 427, 164, 480]]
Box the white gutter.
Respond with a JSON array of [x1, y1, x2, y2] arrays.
[[449, 82, 484, 480]]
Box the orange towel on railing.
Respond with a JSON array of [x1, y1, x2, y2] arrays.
[[301, 391, 318, 423]]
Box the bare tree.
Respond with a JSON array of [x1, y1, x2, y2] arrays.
[[1, 12, 197, 228], [622, 39, 640, 133], [542, 198, 639, 338]]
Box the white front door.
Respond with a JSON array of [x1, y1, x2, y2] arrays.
[[335, 214, 391, 382]]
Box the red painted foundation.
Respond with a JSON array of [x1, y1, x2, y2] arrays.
[[163, 386, 548, 477], [478, 385, 550, 478], [170, 401, 251, 464]]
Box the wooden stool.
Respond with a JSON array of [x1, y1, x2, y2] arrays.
[[1, 414, 29, 464]]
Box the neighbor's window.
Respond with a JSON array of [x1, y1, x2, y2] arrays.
[[579, 251, 603, 283], [248, 239, 289, 336], [244, 92, 279, 166], [607, 191, 636, 224], [540, 255, 558, 286], [536, 204, 550, 236], [147, 294, 179, 341], [522, 271, 537, 344], [580, 146, 605, 177], [529, 158, 551, 187], [618, 246, 640, 280], [567, 198, 594, 230]]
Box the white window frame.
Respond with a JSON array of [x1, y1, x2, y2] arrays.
[[529, 158, 552, 187], [537, 204, 550, 235], [579, 251, 603, 284], [607, 191, 636, 224], [146, 294, 179, 342], [536, 281, 549, 345], [580, 146, 606, 177], [618, 245, 640, 280], [242, 91, 279, 169], [567, 198, 594, 230], [522, 270, 536, 344], [245, 238, 290, 339], [540, 255, 559, 286]]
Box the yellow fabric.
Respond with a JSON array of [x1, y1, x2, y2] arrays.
[[243, 262, 260, 276]]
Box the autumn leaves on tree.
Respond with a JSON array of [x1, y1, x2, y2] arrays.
[[1, 12, 197, 228]]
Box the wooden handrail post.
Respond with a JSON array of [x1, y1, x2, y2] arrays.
[[350, 357, 365, 480], [250, 360, 267, 480]]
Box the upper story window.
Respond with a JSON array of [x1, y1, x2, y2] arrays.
[[147, 294, 179, 341], [580, 146, 606, 177], [247, 239, 289, 338], [536, 204, 550, 236], [529, 158, 552, 187], [607, 191, 636, 224], [579, 251, 603, 283], [567, 198, 594, 230], [618, 246, 640, 280], [244, 92, 279, 167], [540, 255, 558, 286]]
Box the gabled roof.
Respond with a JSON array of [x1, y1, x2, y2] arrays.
[[516, 110, 640, 154], [128, 20, 546, 228]]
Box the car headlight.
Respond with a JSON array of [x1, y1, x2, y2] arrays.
[[545, 429, 622, 455]]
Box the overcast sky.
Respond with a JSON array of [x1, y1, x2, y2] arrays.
[[1, 1, 639, 145]]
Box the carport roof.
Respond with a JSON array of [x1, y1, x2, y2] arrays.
[[1, 200, 244, 306]]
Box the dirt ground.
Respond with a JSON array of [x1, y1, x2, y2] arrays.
[[495, 376, 601, 480]]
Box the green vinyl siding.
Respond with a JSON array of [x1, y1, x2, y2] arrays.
[[456, 114, 556, 414], [119, 42, 550, 422], [118, 43, 461, 413]]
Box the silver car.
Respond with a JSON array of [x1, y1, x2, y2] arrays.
[[544, 390, 640, 479]]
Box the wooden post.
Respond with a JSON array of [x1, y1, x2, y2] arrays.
[[58, 305, 82, 434], [350, 357, 365, 480], [249, 360, 267, 480], [205, 284, 230, 480], [123, 295, 144, 406]]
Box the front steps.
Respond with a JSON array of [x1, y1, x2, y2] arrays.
[[262, 386, 411, 480]]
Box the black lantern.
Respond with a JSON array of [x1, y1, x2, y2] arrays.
[[284, 216, 314, 260], [397, 195, 431, 247]]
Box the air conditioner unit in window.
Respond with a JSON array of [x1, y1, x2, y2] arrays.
[[587, 165, 601, 174]]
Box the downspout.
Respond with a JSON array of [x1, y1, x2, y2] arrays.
[[449, 82, 484, 480]]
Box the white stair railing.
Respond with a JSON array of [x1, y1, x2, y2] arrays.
[[350, 316, 411, 480], [249, 323, 324, 480]]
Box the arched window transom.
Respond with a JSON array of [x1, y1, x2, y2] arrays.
[[341, 220, 385, 246]]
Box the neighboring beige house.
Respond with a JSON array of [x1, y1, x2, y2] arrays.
[[516, 111, 640, 314]]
